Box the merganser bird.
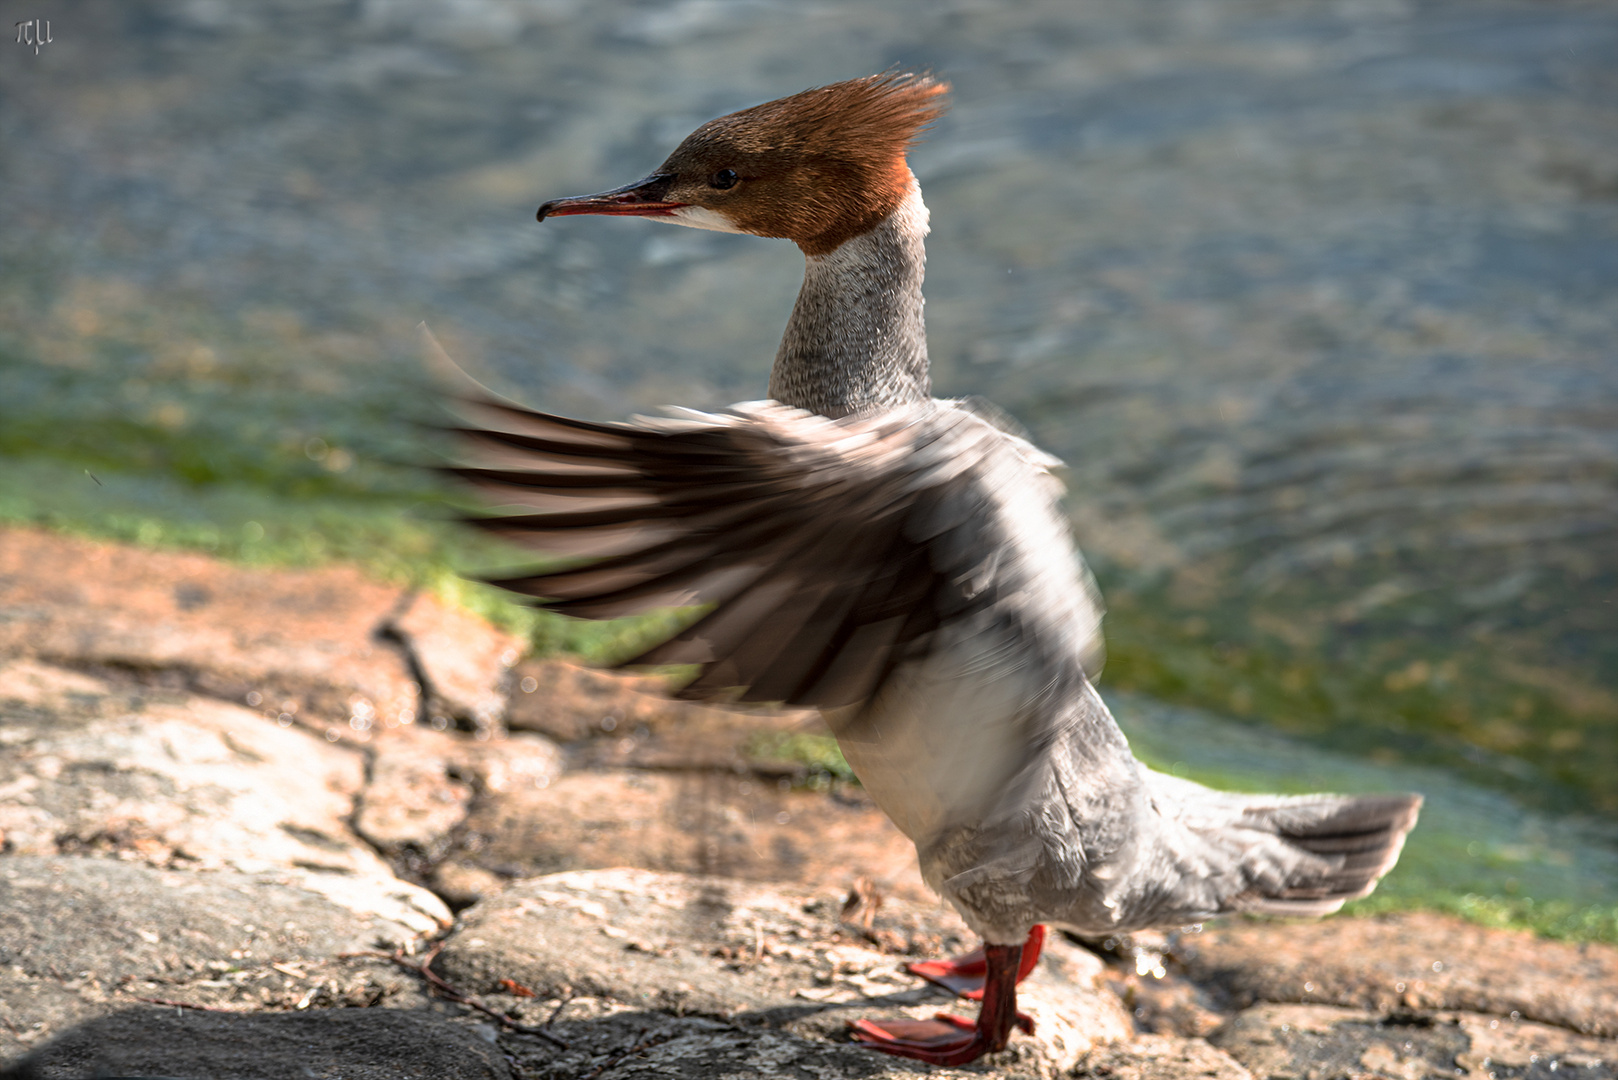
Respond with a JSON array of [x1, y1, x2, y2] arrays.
[[454, 73, 1421, 1066]]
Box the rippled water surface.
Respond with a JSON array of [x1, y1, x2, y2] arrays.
[[1, 0, 1613, 928]]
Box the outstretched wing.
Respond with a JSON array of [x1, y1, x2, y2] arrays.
[[449, 392, 1105, 711]]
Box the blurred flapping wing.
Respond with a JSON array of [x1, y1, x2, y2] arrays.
[[450, 393, 1103, 711]]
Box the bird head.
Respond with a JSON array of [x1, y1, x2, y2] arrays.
[[536, 72, 948, 256]]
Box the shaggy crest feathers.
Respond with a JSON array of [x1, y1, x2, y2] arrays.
[[689, 71, 948, 163], [657, 72, 949, 254]]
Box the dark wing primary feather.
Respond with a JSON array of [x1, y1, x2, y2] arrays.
[[452, 394, 1068, 710]]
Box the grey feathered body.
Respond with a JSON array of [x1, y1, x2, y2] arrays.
[[811, 402, 1416, 944], [456, 181, 1419, 951]]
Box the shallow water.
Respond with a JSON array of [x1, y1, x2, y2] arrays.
[[1, 1, 1613, 924]]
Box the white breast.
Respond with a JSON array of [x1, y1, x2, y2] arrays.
[[827, 619, 1043, 853]]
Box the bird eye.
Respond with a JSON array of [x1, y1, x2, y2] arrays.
[[709, 168, 739, 190]]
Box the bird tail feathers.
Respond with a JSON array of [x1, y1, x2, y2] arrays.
[[1141, 770, 1422, 921], [1227, 791, 1422, 917]]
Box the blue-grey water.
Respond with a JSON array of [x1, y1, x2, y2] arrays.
[[1, 0, 1613, 929]]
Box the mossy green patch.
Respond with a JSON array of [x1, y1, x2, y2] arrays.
[[745, 730, 858, 787]]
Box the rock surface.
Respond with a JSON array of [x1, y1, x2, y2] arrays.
[[1074, 1035, 1252, 1080], [387, 591, 521, 730], [3, 527, 1617, 1079], [0, 656, 450, 932], [0, 855, 427, 1056], [0, 528, 420, 729], [437, 867, 1131, 1075], [1179, 914, 1618, 1038], [504, 659, 700, 744], [1212, 1004, 1617, 1080], [0, 527, 521, 737], [0, 1007, 516, 1080], [431, 767, 933, 908]]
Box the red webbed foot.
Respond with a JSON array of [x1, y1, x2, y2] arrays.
[[848, 927, 1044, 1066], [849, 1009, 1036, 1067]]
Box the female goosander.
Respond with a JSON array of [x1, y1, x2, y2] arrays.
[[456, 73, 1421, 1066]]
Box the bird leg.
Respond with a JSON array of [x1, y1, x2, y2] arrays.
[[906, 923, 1045, 999], [847, 926, 1042, 1066]]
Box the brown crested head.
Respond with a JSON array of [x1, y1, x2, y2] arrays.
[[538, 73, 949, 256]]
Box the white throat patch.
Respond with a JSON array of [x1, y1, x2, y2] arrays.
[[665, 205, 747, 234]]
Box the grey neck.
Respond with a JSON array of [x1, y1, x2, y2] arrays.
[[768, 186, 931, 419]]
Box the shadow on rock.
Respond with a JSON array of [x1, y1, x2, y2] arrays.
[[501, 1008, 946, 1080], [0, 1005, 515, 1080]]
